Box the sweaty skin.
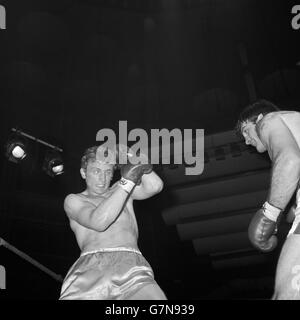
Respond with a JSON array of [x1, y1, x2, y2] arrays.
[[60, 159, 167, 300], [64, 161, 163, 253], [242, 111, 300, 210], [68, 189, 139, 253], [242, 111, 300, 299]]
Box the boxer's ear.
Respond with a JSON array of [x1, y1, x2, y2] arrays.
[[256, 113, 264, 123], [80, 168, 86, 179]]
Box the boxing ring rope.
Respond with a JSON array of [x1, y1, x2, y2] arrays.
[[0, 237, 63, 283]]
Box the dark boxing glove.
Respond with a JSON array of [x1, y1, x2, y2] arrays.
[[248, 202, 282, 252], [120, 162, 153, 184], [118, 150, 153, 193]]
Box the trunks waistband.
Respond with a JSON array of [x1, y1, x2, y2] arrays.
[[80, 247, 142, 257]]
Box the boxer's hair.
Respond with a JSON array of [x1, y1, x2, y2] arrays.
[[235, 99, 280, 137], [81, 145, 116, 171]]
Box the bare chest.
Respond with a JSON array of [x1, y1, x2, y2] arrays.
[[75, 193, 138, 235]]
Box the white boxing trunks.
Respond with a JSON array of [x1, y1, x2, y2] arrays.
[[59, 247, 157, 300]]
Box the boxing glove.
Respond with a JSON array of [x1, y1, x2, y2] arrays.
[[248, 202, 281, 252], [120, 162, 153, 184], [117, 147, 153, 193]]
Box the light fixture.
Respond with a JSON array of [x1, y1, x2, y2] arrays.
[[5, 128, 64, 177], [5, 132, 28, 163], [42, 150, 64, 177]]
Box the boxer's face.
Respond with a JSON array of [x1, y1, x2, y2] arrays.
[[241, 119, 266, 153], [81, 160, 114, 195]]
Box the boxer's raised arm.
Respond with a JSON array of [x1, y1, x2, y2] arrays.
[[131, 171, 164, 200], [257, 114, 300, 210], [118, 159, 163, 200], [64, 190, 129, 232]]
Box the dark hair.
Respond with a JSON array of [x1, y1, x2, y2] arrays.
[[235, 99, 280, 137]]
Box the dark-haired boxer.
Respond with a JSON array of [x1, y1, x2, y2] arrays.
[[59, 146, 167, 300], [236, 99, 300, 300]]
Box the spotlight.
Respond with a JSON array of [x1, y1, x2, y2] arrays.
[[5, 133, 28, 163], [43, 150, 64, 177]]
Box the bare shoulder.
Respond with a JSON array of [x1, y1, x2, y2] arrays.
[[256, 112, 283, 138], [257, 111, 280, 127], [256, 111, 300, 160], [64, 193, 84, 206], [63, 193, 93, 217]]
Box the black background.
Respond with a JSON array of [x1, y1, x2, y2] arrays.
[[0, 0, 300, 300]]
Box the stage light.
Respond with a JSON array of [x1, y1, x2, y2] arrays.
[[43, 150, 64, 177], [5, 134, 28, 163], [5, 128, 64, 176]]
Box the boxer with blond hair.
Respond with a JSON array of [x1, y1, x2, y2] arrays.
[[59, 145, 167, 300]]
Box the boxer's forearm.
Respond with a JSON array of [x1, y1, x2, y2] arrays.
[[268, 156, 300, 210], [139, 171, 163, 194], [91, 186, 130, 231], [130, 171, 163, 200]]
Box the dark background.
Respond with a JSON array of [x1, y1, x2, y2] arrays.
[[0, 0, 300, 300]]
